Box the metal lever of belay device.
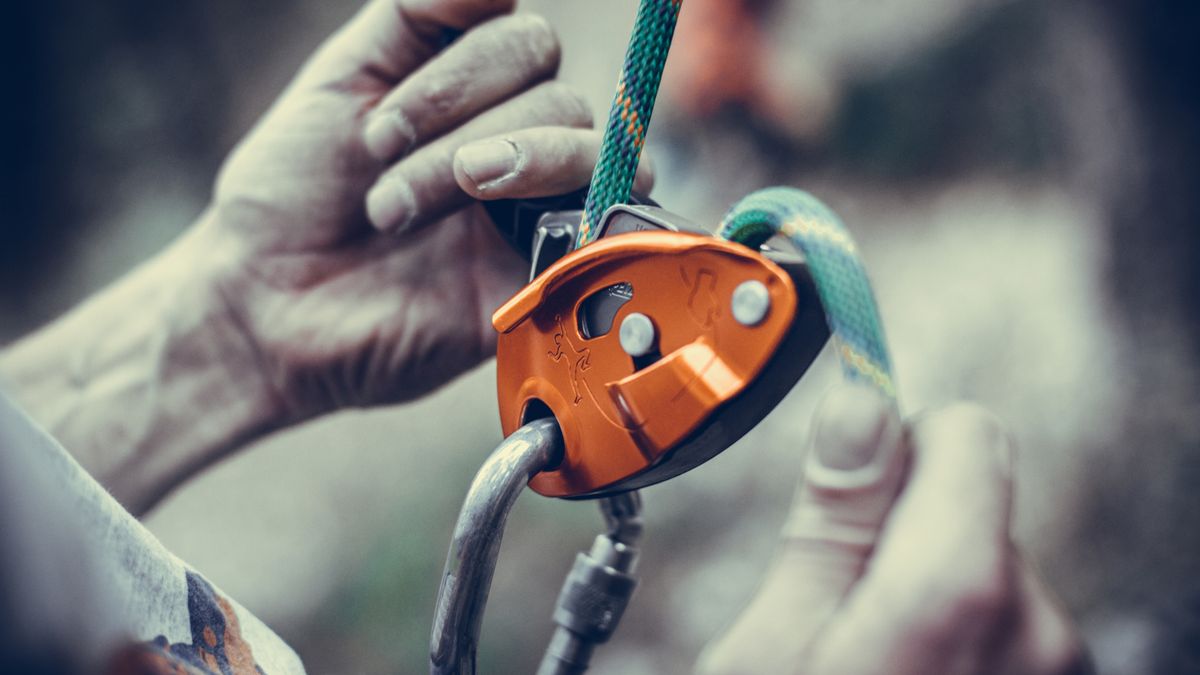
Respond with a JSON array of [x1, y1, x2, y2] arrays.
[[429, 195, 831, 674]]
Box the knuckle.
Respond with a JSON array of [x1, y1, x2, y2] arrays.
[[479, 14, 559, 75], [915, 561, 1017, 643], [916, 401, 1015, 473], [514, 13, 561, 71], [420, 73, 466, 116], [540, 81, 593, 127]]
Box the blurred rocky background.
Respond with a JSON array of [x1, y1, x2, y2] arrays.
[[2, 0, 1197, 672]]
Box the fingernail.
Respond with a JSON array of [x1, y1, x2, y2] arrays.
[[365, 179, 417, 234], [364, 110, 416, 162], [784, 387, 904, 551], [811, 384, 895, 472], [457, 139, 520, 189]]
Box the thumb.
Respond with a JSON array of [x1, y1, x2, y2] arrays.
[[697, 384, 907, 675]]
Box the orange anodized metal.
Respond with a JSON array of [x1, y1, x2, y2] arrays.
[[493, 230, 797, 497]]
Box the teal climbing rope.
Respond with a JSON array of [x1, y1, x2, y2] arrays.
[[576, 0, 682, 248], [579, 0, 897, 402], [718, 187, 897, 400]]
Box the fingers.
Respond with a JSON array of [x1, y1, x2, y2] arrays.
[[306, 0, 516, 86], [701, 401, 1083, 675], [696, 384, 907, 675], [400, 0, 516, 30], [1008, 557, 1093, 675], [366, 81, 592, 233], [805, 403, 1018, 675], [453, 127, 656, 199], [780, 384, 907, 589], [363, 14, 562, 162]]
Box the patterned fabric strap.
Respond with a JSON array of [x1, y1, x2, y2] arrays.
[[576, 0, 682, 248], [718, 187, 898, 401]]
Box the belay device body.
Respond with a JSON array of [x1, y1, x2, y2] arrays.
[[491, 201, 829, 498], [430, 0, 897, 671]]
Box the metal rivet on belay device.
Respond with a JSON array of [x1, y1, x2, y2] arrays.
[[619, 312, 656, 357], [732, 280, 771, 326]]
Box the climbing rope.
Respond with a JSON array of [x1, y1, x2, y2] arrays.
[[718, 187, 897, 401], [578, 0, 897, 402], [431, 5, 899, 673], [577, 0, 682, 248]]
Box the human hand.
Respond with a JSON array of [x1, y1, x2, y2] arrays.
[[205, 0, 651, 422], [0, 0, 658, 511], [697, 387, 1090, 675]]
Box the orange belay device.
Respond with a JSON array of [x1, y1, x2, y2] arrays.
[[494, 202, 829, 498], [429, 198, 830, 675]]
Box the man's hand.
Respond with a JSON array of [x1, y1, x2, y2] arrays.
[[0, 0, 650, 513], [697, 387, 1090, 675], [208, 0, 647, 420]]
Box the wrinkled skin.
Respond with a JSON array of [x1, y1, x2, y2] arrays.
[[208, 0, 650, 420], [698, 386, 1092, 675]]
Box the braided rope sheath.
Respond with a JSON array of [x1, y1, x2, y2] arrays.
[[576, 0, 682, 248], [719, 187, 898, 401], [576, 2, 896, 399]]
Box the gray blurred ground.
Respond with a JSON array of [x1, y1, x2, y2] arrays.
[[2, 1, 1198, 673]]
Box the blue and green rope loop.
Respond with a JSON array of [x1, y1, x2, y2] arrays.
[[578, 0, 897, 403], [718, 187, 897, 400]]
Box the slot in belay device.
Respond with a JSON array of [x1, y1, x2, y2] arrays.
[[429, 1, 898, 673]]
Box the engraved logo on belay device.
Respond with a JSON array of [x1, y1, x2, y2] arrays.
[[547, 314, 591, 404], [681, 266, 720, 328], [494, 229, 816, 498]]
